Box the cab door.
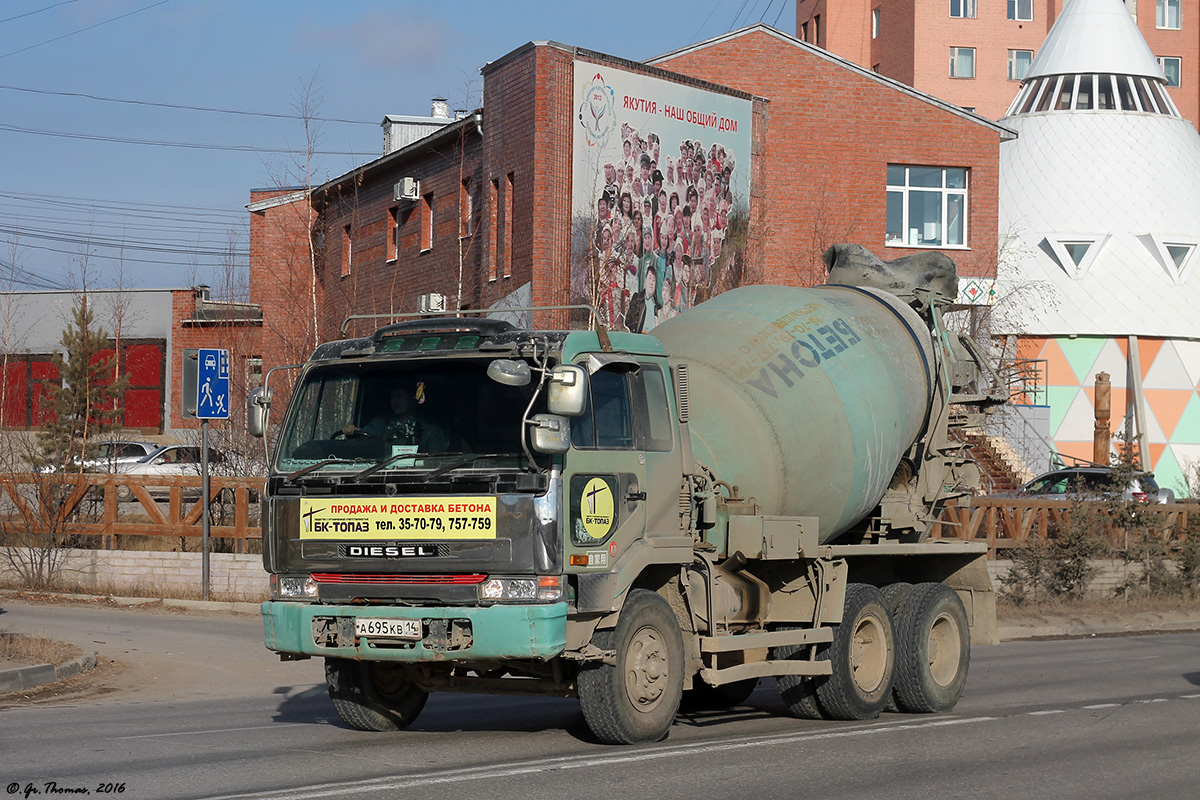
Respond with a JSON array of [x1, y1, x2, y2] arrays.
[[562, 361, 681, 568], [563, 365, 646, 568]]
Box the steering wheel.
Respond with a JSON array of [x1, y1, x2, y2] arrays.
[[331, 425, 379, 440]]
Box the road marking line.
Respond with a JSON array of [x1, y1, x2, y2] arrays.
[[1083, 704, 1120, 709], [1181, 693, 1200, 699], [192, 716, 998, 800], [1026, 710, 1064, 716], [117, 724, 307, 740]]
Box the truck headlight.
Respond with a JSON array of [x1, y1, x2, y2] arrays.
[[271, 574, 318, 599], [478, 576, 562, 603]]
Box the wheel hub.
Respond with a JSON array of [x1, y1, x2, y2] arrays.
[[625, 625, 669, 711]]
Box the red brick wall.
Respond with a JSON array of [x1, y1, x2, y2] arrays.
[[656, 28, 1002, 284], [168, 289, 263, 431]]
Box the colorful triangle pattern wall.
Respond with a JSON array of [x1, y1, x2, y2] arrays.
[[1018, 336, 1200, 496]]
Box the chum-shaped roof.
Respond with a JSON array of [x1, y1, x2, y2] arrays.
[[998, 111, 1200, 338], [1026, 0, 1165, 82]]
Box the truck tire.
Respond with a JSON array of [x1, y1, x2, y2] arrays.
[[772, 625, 830, 720], [880, 582, 912, 712], [814, 583, 896, 720], [577, 589, 685, 744], [324, 658, 429, 732], [892, 583, 970, 714]]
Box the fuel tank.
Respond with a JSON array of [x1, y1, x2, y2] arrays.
[[651, 284, 936, 542]]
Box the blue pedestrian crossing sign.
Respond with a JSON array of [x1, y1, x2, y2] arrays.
[[196, 348, 230, 420]]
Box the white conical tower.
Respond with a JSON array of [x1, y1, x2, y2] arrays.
[[999, 0, 1200, 338]]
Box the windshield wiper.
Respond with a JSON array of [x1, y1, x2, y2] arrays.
[[423, 454, 512, 481], [353, 451, 465, 482], [287, 458, 370, 481]]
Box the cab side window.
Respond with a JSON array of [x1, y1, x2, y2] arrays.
[[570, 365, 673, 452]]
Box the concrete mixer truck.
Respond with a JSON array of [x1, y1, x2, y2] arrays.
[[252, 245, 1006, 744]]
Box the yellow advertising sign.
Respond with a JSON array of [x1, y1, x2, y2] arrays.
[[581, 477, 615, 540], [299, 497, 497, 540]]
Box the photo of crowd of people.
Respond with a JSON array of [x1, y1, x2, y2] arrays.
[[571, 66, 752, 334], [583, 127, 744, 332]]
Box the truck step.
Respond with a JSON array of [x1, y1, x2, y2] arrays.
[[699, 627, 832, 653]]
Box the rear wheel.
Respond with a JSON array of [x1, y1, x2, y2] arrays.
[[578, 589, 684, 744], [325, 658, 429, 731], [814, 583, 896, 720], [880, 582, 913, 712], [892, 583, 970, 713], [773, 625, 829, 720]]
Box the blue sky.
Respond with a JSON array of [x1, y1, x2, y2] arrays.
[[0, 0, 796, 293]]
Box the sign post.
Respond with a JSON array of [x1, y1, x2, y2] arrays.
[[185, 348, 230, 601]]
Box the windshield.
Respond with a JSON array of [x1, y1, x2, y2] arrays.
[[276, 359, 544, 474]]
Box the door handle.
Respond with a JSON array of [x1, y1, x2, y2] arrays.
[[626, 490, 647, 502]]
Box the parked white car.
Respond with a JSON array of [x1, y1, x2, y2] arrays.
[[116, 444, 229, 477], [37, 439, 159, 473]]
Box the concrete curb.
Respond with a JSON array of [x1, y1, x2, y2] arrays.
[[0, 589, 263, 615], [0, 651, 98, 694], [998, 613, 1200, 641]]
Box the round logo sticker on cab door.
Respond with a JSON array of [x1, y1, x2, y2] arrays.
[[581, 477, 615, 540]]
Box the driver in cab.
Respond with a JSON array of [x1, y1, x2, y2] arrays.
[[363, 382, 449, 453]]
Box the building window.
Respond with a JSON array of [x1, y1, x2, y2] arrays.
[[872, 8, 880, 38], [1158, 56, 1182, 86], [950, 0, 977, 19], [460, 178, 474, 237], [341, 225, 351, 277], [1158, 0, 1181, 29], [503, 173, 514, 278], [386, 207, 398, 262], [886, 165, 968, 249], [814, 14, 822, 46], [949, 47, 976, 78], [421, 193, 433, 251], [488, 178, 498, 281], [1007, 0, 1032, 20], [1008, 49, 1033, 81], [801, 21, 808, 41]]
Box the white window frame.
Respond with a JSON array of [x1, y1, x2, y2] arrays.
[[872, 8, 880, 38], [1007, 49, 1033, 81], [1157, 0, 1181, 29], [886, 166, 969, 250], [1008, 0, 1033, 21], [950, 0, 977, 19], [949, 47, 976, 79], [1158, 56, 1182, 86]]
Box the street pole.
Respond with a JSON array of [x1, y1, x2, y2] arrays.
[[201, 418, 210, 601]]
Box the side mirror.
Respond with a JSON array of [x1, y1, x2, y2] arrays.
[[529, 414, 570, 454], [548, 365, 588, 417], [247, 386, 272, 438], [487, 358, 532, 387]]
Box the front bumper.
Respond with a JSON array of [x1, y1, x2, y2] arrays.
[[262, 600, 568, 661]]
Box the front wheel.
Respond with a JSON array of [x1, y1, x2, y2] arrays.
[[578, 589, 685, 744], [325, 658, 429, 731]]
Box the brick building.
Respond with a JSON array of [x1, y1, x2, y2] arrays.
[[0, 286, 262, 437], [795, 0, 1200, 126], [250, 25, 1011, 358]]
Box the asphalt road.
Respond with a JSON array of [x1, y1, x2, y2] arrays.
[[1, 601, 1199, 800]]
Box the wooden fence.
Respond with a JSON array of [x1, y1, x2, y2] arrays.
[[928, 497, 1195, 558], [0, 472, 263, 550]]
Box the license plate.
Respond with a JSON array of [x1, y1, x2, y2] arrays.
[[354, 617, 422, 640]]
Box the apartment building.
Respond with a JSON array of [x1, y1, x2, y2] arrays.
[[796, 0, 1199, 125]]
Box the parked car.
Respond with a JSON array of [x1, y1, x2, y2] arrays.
[[116, 444, 229, 477], [37, 439, 159, 473], [114, 444, 233, 500], [1001, 466, 1175, 504]]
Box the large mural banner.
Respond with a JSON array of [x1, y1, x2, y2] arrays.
[[571, 62, 753, 332]]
